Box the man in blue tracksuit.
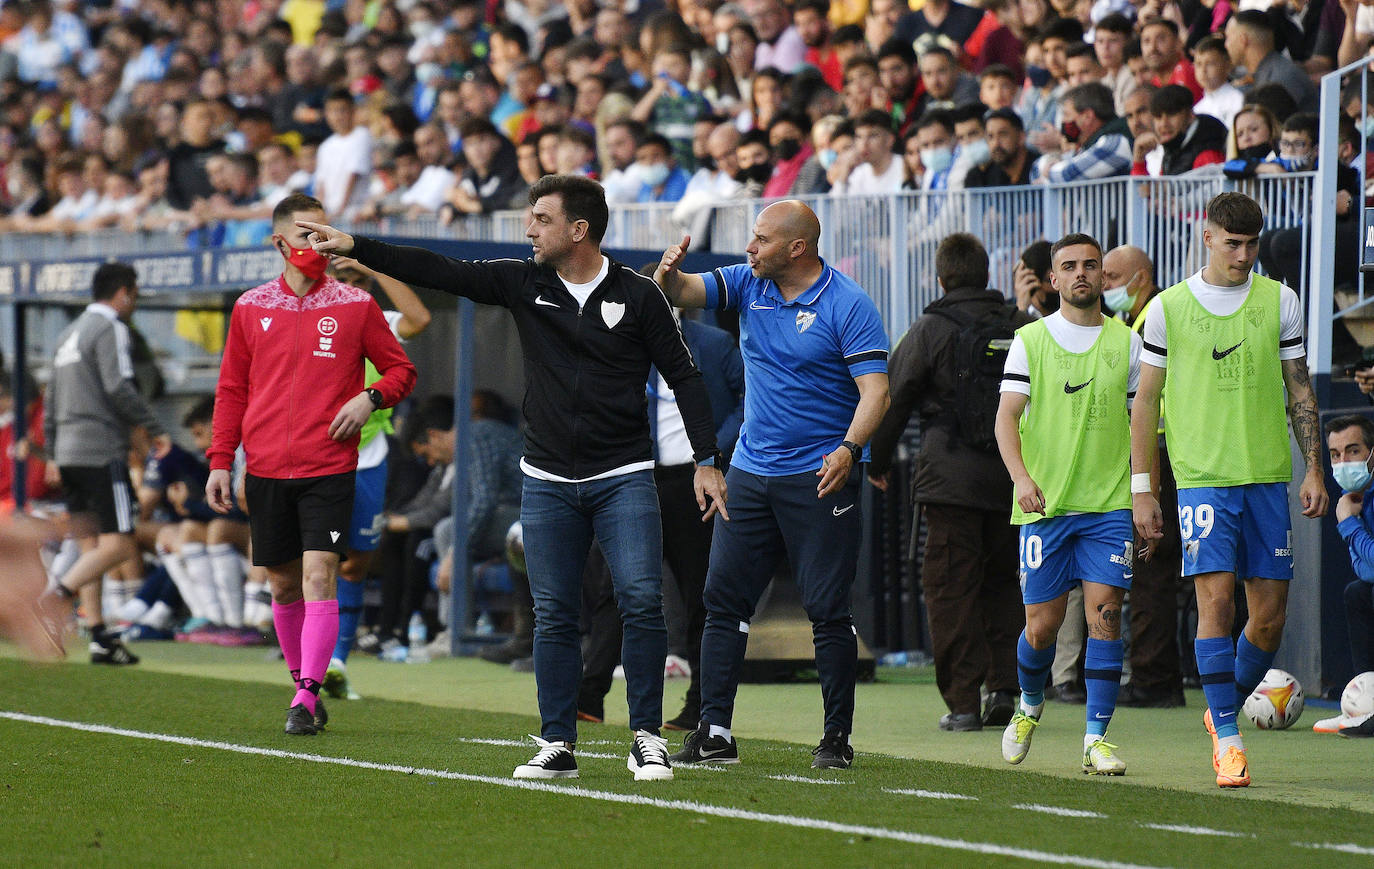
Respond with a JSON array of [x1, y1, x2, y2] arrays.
[[1327, 414, 1374, 737], [655, 200, 890, 769]]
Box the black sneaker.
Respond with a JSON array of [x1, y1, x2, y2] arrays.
[[313, 697, 328, 730], [513, 735, 579, 779], [811, 731, 854, 769], [669, 724, 740, 765], [90, 635, 139, 665], [664, 707, 700, 732], [628, 730, 673, 780], [284, 703, 318, 735]]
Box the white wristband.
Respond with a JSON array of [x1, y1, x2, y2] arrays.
[[1130, 473, 1152, 494]]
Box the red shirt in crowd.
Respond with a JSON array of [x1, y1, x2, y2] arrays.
[[1150, 58, 1203, 101], [209, 275, 417, 480]]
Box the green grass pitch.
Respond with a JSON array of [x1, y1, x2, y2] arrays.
[[1, 644, 1371, 867]]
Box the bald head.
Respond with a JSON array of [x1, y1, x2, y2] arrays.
[[1103, 244, 1153, 288], [760, 200, 821, 255]]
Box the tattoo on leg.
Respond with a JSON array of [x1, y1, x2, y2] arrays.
[[1089, 604, 1121, 640]]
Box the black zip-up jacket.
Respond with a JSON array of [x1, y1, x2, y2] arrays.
[[351, 236, 719, 480]]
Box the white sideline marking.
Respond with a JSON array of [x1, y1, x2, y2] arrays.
[[455, 737, 621, 761], [1141, 824, 1247, 838], [767, 774, 849, 785], [1014, 804, 1107, 819], [884, 788, 978, 801], [1, 711, 1162, 869], [1297, 842, 1374, 857]]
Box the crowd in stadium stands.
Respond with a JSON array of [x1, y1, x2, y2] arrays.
[[5, 0, 1374, 709], [0, 0, 1366, 246]]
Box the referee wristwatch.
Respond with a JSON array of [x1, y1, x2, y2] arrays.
[[365, 387, 384, 409], [840, 440, 862, 464]]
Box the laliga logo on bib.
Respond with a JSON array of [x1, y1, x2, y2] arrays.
[[317, 316, 338, 336], [601, 301, 624, 328], [796, 311, 816, 333]]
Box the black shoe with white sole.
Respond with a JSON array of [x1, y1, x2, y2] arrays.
[[284, 703, 318, 735], [513, 735, 579, 779], [90, 634, 139, 665], [669, 724, 740, 765], [628, 730, 673, 780], [811, 730, 854, 769]]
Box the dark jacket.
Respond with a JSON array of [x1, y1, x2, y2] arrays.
[[869, 287, 1032, 511], [1160, 115, 1228, 176], [679, 318, 745, 458], [351, 237, 719, 480]]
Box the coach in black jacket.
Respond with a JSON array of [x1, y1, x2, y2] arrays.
[[300, 174, 727, 783]]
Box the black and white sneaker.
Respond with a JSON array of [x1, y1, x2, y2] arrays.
[[89, 634, 139, 665], [811, 730, 854, 769], [669, 724, 740, 765], [628, 730, 673, 781], [513, 735, 579, 779], [284, 703, 318, 735]]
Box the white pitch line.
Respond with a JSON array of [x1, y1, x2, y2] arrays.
[[0, 710, 1163, 869], [1140, 824, 1248, 839], [766, 774, 849, 785], [883, 788, 978, 801], [1296, 842, 1374, 857], [1014, 804, 1107, 819]]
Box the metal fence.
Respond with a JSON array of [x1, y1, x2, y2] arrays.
[[0, 172, 1319, 342]]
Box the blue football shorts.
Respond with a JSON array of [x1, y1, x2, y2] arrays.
[[1018, 510, 1133, 605], [1175, 482, 1292, 580]]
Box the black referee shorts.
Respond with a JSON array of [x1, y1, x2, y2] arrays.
[[244, 472, 355, 567], [59, 461, 136, 535]]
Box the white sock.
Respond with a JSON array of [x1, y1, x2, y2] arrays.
[[708, 724, 732, 741], [49, 538, 80, 586], [1218, 733, 1244, 753], [140, 600, 174, 629], [208, 543, 244, 628], [1020, 698, 1044, 719], [182, 543, 223, 625], [1084, 733, 1103, 750], [116, 597, 150, 623], [243, 580, 271, 628], [161, 549, 207, 620]]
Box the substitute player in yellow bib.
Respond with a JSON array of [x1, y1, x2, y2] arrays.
[[995, 233, 1142, 775], [1131, 192, 1327, 788]]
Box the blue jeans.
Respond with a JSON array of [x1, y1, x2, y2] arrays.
[[521, 471, 665, 742]]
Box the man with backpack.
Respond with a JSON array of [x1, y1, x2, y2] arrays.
[[869, 233, 1030, 732]]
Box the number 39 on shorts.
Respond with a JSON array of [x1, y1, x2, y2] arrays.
[[1178, 504, 1214, 540], [1020, 534, 1044, 570]]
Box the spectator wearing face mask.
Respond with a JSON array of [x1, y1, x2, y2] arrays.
[[634, 133, 691, 203], [732, 129, 774, 196], [1257, 112, 1359, 292], [1034, 82, 1133, 184], [762, 112, 815, 197]]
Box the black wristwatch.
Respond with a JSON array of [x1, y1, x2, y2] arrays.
[[697, 450, 726, 472], [365, 387, 384, 409], [840, 440, 862, 464]]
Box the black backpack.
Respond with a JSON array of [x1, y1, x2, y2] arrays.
[[926, 302, 1020, 452]]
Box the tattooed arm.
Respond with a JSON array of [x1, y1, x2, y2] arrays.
[[1282, 357, 1328, 518]]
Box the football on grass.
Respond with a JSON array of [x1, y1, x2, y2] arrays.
[[1243, 668, 1304, 730]]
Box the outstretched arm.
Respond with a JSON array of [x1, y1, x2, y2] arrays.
[[1283, 356, 1328, 518], [654, 234, 709, 308]]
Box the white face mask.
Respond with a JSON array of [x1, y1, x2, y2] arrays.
[[920, 145, 953, 174], [1334, 457, 1374, 494], [716, 32, 730, 54], [637, 162, 670, 187], [959, 139, 991, 166], [1103, 284, 1135, 313]]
